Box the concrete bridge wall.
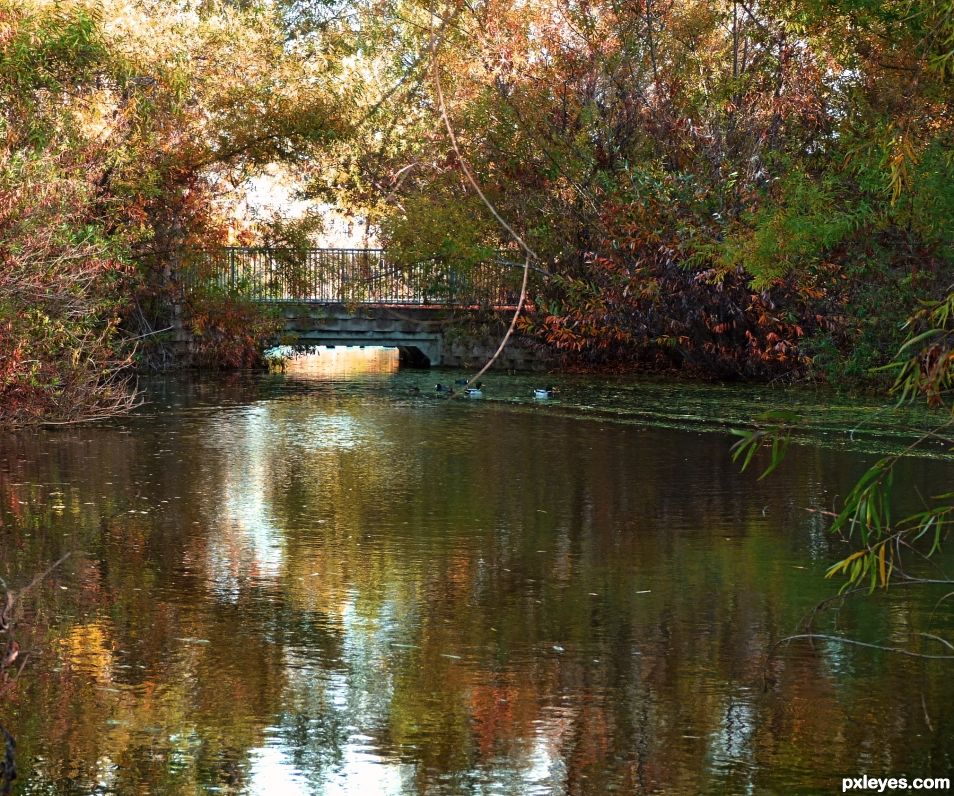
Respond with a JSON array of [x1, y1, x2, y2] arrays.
[[279, 304, 550, 370]]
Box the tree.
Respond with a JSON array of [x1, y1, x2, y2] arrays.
[[730, 0, 954, 600], [0, 1, 136, 424], [0, 0, 341, 423], [311, 0, 953, 380]]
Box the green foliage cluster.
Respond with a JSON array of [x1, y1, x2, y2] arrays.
[[380, 190, 498, 271]]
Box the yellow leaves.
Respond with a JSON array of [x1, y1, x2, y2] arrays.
[[886, 127, 919, 205], [825, 548, 866, 580], [826, 543, 893, 590], [0, 14, 13, 48]]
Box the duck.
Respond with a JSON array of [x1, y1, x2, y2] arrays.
[[454, 378, 469, 386], [435, 383, 454, 394], [534, 386, 556, 399], [465, 382, 484, 398]]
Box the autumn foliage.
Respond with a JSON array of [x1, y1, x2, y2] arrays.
[[1, 0, 337, 424], [318, 0, 954, 381], [0, 153, 135, 424], [0, 3, 136, 424], [4, 0, 954, 424]]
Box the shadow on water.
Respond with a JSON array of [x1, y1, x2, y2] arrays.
[[0, 350, 952, 794]]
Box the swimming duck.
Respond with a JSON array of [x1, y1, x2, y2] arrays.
[[435, 383, 453, 394], [465, 382, 484, 398], [534, 386, 556, 399], [454, 378, 469, 386]]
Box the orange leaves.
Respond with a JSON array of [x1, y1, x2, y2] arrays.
[[182, 291, 281, 369], [527, 223, 819, 376]]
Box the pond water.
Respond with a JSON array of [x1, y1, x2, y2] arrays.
[[1, 348, 952, 794]]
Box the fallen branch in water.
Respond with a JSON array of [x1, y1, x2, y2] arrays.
[[0, 551, 79, 794], [0, 551, 76, 632], [773, 632, 954, 659]]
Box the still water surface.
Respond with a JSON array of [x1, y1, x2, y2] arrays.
[[1, 348, 952, 794]]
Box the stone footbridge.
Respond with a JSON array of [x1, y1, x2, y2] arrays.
[[179, 247, 547, 369]]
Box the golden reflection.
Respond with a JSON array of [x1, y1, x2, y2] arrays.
[[284, 347, 399, 379], [57, 622, 114, 681]]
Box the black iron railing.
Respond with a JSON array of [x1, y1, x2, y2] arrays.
[[177, 247, 526, 307]]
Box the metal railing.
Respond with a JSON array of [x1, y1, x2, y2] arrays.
[[177, 247, 526, 307]]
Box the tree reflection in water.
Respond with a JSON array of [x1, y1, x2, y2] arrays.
[[0, 367, 951, 794]]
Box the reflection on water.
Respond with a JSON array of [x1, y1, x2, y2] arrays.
[[0, 364, 952, 794], [284, 347, 399, 379]]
